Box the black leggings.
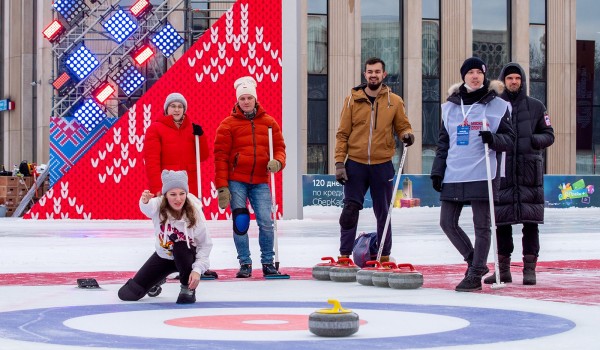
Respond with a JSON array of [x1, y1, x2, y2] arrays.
[[131, 241, 196, 291]]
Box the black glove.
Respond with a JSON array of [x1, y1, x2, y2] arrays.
[[402, 133, 415, 147], [335, 162, 348, 185], [192, 123, 204, 136], [479, 130, 493, 145], [431, 176, 443, 192]]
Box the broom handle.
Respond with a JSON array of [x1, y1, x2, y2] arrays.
[[268, 127, 280, 268], [376, 145, 408, 262]]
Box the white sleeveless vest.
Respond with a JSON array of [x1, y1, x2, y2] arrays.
[[441, 98, 509, 183]]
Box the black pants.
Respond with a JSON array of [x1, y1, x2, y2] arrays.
[[439, 200, 491, 270], [496, 223, 540, 257], [131, 241, 196, 291], [339, 159, 394, 256]]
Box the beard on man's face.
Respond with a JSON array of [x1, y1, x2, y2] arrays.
[[367, 81, 382, 90]]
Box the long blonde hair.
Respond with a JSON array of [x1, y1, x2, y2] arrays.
[[159, 196, 197, 228]]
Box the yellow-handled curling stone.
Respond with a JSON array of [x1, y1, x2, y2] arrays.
[[308, 299, 360, 337]]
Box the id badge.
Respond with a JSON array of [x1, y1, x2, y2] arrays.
[[457, 125, 470, 145]]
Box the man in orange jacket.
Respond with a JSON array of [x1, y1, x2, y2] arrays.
[[214, 76, 287, 279]]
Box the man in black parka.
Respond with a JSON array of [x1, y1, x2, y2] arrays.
[[484, 62, 555, 286]]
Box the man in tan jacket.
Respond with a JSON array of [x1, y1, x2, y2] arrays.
[[335, 57, 414, 263]]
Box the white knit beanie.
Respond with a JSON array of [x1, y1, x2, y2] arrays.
[[161, 170, 189, 195], [164, 93, 188, 114], [234, 76, 258, 100]]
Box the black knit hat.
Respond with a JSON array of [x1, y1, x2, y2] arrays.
[[503, 65, 521, 79], [460, 57, 487, 81]]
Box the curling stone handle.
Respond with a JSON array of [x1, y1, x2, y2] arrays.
[[397, 263, 416, 271], [321, 256, 336, 264], [337, 257, 356, 266], [364, 260, 381, 268], [327, 299, 349, 313]]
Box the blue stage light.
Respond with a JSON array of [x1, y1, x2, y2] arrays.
[[102, 9, 138, 44], [53, 0, 88, 24], [112, 61, 146, 96], [65, 44, 100, 81], [73, 99, 106, 132], [151, 23, 184, 57]]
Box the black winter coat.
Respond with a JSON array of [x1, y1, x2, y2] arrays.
[[431, 80, 516, 202], [495, 63, 555, 225]]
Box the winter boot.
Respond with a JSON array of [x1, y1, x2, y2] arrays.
[[147, 278, 166, 297], [455, 266, 487, 292], [464, 252, 473, 277], [380, 256, 390, 263], [176, 284, 196, 304], [523, 255, 537, 285], [236, 264, 252, 278], [262, 263, 281, 277], [483, 255, 512, 284]]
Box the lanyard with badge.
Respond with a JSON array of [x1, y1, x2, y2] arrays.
[[457, 98, 475, 145]]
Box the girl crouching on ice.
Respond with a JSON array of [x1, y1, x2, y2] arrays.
[[118, 170, 213, 304]]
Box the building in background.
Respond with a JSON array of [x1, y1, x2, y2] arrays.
[[1, 0, 599, 214]]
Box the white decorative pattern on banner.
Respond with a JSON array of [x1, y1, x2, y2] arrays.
[[193, 2, 280, 84]]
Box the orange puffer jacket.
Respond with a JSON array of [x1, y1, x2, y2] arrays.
[[143, 114, 209, 196], [214, 104, 286, 188]]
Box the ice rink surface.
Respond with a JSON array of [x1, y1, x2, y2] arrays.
[[1, 206, 599, 349]]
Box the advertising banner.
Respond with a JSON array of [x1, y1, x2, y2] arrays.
[[304, 174, 600, 209]]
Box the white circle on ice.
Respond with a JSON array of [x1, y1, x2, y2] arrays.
[[63, 307, 469, 341]]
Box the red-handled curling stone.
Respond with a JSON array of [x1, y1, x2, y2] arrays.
[[312, 257, 338, 281], [372, 262, 398, 287], [329, 257, 361, 282], [356, 260, 382, 286], [387, 263, 424, 289]]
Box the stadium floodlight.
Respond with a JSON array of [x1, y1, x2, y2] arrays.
[[112, 61, 146, 96], [73, 99, 106, 132], [102, 9, 138, 44], [93, 82, 116, 104], [151, 23, 184, 58], [64, 44, 100, 81], [53, 0, 88, 24], [132, 44, 155, 65], [52, 72, 72, 91], [43, 20, 65, 42], [130, 0, 152, 18]]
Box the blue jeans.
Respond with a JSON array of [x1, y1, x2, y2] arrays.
[[229, 180, 274, 265]]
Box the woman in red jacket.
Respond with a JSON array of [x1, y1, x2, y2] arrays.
[[214, 76, 286, 279], [144, 92, 209, 197], [143, 92, 217, 279]]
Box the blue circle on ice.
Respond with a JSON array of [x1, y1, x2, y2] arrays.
[[0, 301, 574, 349]]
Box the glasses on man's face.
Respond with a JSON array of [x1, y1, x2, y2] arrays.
[[168, 104, 184, 110]]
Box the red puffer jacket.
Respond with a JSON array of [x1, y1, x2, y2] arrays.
[[214, 104, 286, 188], [143, 114, 209, 196]]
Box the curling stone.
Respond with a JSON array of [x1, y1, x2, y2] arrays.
[[356, 260, 383, 286], [312, 257, 338, 281], [308, 299, 359, 337], [329, 257, 361, 282], [388, 263, 424, 289], [371, 262, 397, 288]]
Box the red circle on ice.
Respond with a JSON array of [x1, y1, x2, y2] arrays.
[[165, 314, 310, 331]]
